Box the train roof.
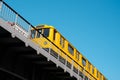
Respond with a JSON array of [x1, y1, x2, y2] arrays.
[[36, 24, 54, 29]]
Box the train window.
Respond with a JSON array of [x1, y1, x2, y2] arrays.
[[92, 66, 94, 74], [68, 44, 74, 55], [36, 29, 42, 38], [85, 76, 88, 80], [103, 77, 106, 80], [96, 70, 99, 78], [88, 62, 91, 71], [53, 29, 57, 40], [60, 36, 65, 48], [76, 51, 80, 60], [79, 71, 83, 78], [82, 57, 86, 66], [31, 30, 36, 38], [43, 28, 49, 37], [100, 74, 102, 80]]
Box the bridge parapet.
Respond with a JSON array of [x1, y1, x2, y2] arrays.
[[0, 0, 34, 37]]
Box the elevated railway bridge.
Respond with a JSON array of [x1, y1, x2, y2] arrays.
[[0, 0, 83, 80]]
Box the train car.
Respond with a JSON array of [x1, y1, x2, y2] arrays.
[[30, 24, 107, 80]]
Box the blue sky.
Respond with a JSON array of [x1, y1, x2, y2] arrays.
[[4, 0, 120, 80]]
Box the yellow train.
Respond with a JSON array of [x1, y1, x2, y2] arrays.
[[31, 25, 107, 80]]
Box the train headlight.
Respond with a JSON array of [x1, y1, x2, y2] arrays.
[[44, 41, 47, 45]]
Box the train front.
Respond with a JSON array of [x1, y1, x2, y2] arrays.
[[30, 25, 53, 52]]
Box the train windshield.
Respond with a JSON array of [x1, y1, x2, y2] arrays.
[[43, 28, 49, 37], [31, 28, 49, 38], [36, 29, 42, 38], [36, 28, 49, 38]]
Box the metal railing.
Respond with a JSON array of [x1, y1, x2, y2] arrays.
[[0, 0, 35, 33]]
